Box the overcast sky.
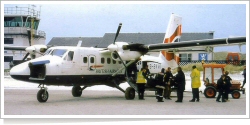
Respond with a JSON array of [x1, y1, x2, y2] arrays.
[[2, 1, 248, 53]]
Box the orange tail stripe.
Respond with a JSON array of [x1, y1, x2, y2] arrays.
[[164, 25, 182, 43]]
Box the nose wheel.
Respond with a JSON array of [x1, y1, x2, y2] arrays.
[[37, 84, 49, 102]]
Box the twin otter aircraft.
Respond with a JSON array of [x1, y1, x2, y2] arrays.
[[9, 14, 246, 102]]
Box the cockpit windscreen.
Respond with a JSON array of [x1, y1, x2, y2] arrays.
[[45, 49, 67, 57]]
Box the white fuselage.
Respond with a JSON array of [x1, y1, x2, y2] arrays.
[[10, 46, 127, 86]]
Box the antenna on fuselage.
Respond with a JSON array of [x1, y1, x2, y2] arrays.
[[77, 38, 82, 47]]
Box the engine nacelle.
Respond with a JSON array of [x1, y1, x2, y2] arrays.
[[108, 42, 142, 61], [25, 45, 47, 54], [25, 45, 47, 59]]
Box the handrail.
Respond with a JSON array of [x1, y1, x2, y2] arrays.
[[4, 6, 41, 18]]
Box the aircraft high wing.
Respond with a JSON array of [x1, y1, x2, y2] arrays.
[[4, 46, 27, 51], [147, 37, 245, 50], [8, 13, 246, 103]]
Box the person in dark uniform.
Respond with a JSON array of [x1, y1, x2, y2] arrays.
[[127, 61, 138, 81], [224, 71, 232, 101], [174, 67, 186, 103], [143, 65, 152, 87], [155, 68, 165, 102], [163, 67, 173, 100], [145, 65, 151, 75], [216, 75, 227, 102]]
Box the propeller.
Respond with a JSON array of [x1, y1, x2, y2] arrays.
[[22, 28, 47, 60], [110, 23, 130, 77]]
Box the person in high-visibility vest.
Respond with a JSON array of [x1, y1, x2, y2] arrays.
[[136, 68, 147, 100]]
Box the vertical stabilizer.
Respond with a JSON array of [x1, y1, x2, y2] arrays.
[[161, 13, 182, 67], [163, 13, 182, 44]]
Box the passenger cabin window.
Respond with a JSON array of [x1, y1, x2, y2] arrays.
[[113, 60, 116, 64], [107, 58, 111, 64], [90, 57, 94, 63], [83, 57, 87, 63], [101, 58, 105, 64]]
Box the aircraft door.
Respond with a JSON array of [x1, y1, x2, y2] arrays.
[[88, 55, 96, 72], [62, 51, 75, 74]]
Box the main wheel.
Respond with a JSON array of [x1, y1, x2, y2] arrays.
[[37, 89, 49, 102], [204, 86, 217, 98], [125, 87, 135, 100], [231, 90, 241, 99], [72, 86, 82, 97]]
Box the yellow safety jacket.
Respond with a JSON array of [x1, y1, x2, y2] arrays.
[[136, 71, 146, 84], [190, 68, 201, 88]]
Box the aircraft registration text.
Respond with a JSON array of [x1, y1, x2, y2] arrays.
[[95, 69, 123, 74]]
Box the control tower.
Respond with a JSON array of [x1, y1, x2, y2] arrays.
[[4, 5, 46, 69]]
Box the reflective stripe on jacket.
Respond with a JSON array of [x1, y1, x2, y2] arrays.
[[136, 71, 146, 83]]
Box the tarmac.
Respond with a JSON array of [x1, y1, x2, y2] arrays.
[[3, 88, 248, 117]]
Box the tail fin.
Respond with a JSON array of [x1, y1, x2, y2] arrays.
[[161, 13, 182, 66], [163, 13, 182, 44]]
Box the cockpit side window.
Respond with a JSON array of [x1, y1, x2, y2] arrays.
[[66, 51, 74, 61]]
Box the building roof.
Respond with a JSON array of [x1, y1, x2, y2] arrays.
[[47, 32, 214, 48], [48, 37, 102, 47]]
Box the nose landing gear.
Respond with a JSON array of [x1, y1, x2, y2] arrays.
[[37, 84, 49, 102]]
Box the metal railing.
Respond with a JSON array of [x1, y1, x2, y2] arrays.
[[4, 5, 41, 18], [4, 27, 46, 38]]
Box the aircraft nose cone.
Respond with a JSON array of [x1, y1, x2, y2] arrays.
[[10, 62, 30, 80]]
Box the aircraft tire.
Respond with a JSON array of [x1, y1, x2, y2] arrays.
[[125, 87, 135, 100], [72, 86, 82, 97], [37, 89, 49, 102]]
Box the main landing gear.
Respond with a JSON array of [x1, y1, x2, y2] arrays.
[[71, 85, 87, 97], [37, 84, 49, 103]]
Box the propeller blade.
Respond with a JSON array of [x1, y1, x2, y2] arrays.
[[113, 23, 122, 44], [22, 53, 30, 61], [113, 51, 128, 77], [27, 30, 32, 46]]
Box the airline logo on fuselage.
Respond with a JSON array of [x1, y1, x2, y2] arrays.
[[95, 69, 123, 74]]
